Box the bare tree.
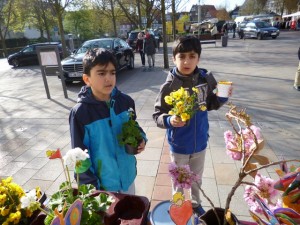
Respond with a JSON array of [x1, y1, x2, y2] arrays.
[[47, 0, 75, 57]]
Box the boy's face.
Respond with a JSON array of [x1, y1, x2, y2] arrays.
[[173, 51, 200, 76], [82, 62, 116, 101]]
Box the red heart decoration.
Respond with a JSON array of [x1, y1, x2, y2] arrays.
[[169, 200, 193, 225]]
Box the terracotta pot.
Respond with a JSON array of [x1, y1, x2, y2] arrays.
[[125, 144, 139, 155], [199, 208, 240, 225], [93, 191, 150, 225]]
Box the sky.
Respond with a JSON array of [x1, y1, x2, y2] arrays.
[[177, 0, 246, 12]]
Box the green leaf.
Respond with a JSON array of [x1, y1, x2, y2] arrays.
[[75, 158, 91, 174]]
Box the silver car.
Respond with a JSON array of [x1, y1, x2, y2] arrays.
[[243, 21, 280, 40]]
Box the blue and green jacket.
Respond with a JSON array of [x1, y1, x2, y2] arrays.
[[153, 67, 228, 154], [69, 86, 147, 192]]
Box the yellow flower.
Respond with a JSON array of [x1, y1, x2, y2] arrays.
[[200, 105, 207, 111], [165, 96, 173, 105], [176, 101, 183, 108], [0, 194, 7, 205], [8, 211, 21, 224], [181, 113, 190, 122], [192, 87, 199, 93], [1, 206, 10, 216]]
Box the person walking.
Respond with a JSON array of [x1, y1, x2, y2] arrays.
[[232, 22, 237, 38], [294, 47, 300, 91], [143, 29, 157, 71], [136, 32, 146, 71]]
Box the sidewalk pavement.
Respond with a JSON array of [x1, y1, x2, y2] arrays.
[[0, 31, 300, 223]]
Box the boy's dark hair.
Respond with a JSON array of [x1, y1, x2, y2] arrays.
[[173, 36, 202, 57], [83, 48, 117, 75]]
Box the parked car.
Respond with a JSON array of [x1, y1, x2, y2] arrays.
[[242, 21, 280, 40], [61, 37, 134, 83], [7, 42, 64, 67], [237, 21, 247, 39], [126, 30, 160, 49]]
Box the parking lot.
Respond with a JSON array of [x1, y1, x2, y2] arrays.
[[0, 30, 299, 221]]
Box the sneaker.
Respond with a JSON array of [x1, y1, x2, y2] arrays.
[[293, 86, 300, 91], [193, 205, 206, 217]]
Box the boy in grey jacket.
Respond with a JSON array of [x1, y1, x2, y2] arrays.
[[153, 36, 231, 217]]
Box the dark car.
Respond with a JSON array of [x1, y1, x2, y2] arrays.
[[7, 42, 64, 67], [237, 21, 247, 39], [61, 38, 134, 83], [242, 21, 280, 40]]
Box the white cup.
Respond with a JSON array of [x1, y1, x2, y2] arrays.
[[217, 81, 232, 97]]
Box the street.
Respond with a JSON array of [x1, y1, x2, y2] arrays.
[[0, 31, 299, 221]]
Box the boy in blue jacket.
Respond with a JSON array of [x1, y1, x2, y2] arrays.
[[69, 48, 147, 194], [153, 36, 231, 216]]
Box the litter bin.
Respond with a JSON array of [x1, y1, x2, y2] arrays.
[[221, 35, 228, 47]]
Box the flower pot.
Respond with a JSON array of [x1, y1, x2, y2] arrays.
[[199, 208, 240, 225], [28, 191, 47, 225], [125, 140, 143, 155], [92, 191, 150, 225]]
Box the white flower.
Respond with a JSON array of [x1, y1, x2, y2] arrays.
[[63, 148, 90, 169], [20, 189, 37, 208]]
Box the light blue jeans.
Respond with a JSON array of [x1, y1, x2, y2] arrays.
[[295, 61, 300, 87], [170, 150, 206, 208]]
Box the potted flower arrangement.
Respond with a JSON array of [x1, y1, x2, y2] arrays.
[[118, 108, 144, 155], [43, 148, 114, 225], [168, 103, 300, 225], [0, 177, 46, 225], [164, 87, 205, 124]]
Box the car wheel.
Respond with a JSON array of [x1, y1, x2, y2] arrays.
[[12, 59, 19, 67], [257, 33, 263, 40], [127, 55, 134, 70], [272, 36, 277, 39]]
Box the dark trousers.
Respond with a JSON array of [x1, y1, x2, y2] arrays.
[[139, 50, 145, 66]]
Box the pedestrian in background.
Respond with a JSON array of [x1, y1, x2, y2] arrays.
[[294, 47, 300, 91], [222, 22, 228, 35], [136, 32, 146, 71], [153, 36, 231, 218], [143, 29, 157, 71], [232, 22, 237, 38], [69, 48, 147, 194]]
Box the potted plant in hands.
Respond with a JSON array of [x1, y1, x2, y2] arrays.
[[118, 108, 144, 155]]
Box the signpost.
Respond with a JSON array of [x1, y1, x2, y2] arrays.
[[36, 45, 68, 99]]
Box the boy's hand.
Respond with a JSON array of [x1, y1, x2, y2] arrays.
[[137, 139, 146, 154], [170, 115, 186, 127]]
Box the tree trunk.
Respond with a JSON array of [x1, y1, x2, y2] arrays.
[[161, 0, 169, 69], [110, 0, 117, 37]]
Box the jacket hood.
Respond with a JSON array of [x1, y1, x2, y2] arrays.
[[77, 85, 120, 104], [167, 66, 207, 82]]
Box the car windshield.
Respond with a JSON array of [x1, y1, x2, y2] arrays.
[[129, 32, 138, 39], [255, 21, 271, 28], [76, 40, 112, 54]]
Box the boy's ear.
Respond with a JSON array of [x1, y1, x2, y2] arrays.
[[82, 74, 91, 86]]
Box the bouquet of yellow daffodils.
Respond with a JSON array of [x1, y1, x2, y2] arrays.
[[165, 87, 204, 122]]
